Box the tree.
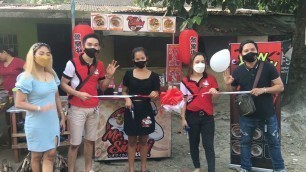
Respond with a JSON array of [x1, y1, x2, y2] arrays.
[[136, 0, 306, 111], [280, 1, 306, 111]]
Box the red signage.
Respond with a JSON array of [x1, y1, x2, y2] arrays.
[[72, 24, 94, 58], [127, 16, 145, 31], [166, 44, 182, 83]]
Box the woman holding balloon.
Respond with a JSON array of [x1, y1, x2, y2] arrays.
[[180, 52, 220, 172]]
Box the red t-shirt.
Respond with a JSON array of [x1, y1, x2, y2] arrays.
[[180, 74, 218, 115], [62, 55, 105, 108], [0, 57, 25, 95]]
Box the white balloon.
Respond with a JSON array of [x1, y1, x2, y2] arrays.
[[210, 49, 230, 72]]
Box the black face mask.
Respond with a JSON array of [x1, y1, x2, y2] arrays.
[[242, 52, 258, 62], [84, 48, 99, 58], [134, 61, 147, 69]]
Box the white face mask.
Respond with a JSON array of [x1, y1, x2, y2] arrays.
[[193, 63, 205, 73]]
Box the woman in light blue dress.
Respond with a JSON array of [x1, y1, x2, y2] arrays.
[[15, 43, 66, 172]]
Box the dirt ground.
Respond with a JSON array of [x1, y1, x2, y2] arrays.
[[1, 95, 305, 172], [91, 95, 306, 172]]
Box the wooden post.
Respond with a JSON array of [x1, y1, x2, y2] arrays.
[[11, 112, 19, 162]]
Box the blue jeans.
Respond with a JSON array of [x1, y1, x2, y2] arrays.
[[239, 115, 285, 171]]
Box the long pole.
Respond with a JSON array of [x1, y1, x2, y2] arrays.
[[71, 0, 75, 31], [71, 0, 75, 58]]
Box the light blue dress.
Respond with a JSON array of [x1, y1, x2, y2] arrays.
[[15, 72, 60, 152]]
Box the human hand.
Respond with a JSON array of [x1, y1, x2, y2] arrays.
[[125, 98, 132, 110], [40, 103, 56, 112], [251, 88, 265, 96], [167, 85, 177, 90], [181, 118, 188, 129], [60, 118, 66, 134], [223, 68, 234, 85], [106, 60, 119, 77], [149, 91, 159, 99], [77, 92, 92, 101], [208, 88, 219, 95]]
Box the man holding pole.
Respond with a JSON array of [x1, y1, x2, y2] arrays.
[[61, 33, 118, 172]]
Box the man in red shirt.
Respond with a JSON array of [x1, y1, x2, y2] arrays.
[[0, 47, 25, 95], [61, 33, 119, 172]]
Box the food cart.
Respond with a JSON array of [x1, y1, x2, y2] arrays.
[[89, 13, 180, 160]]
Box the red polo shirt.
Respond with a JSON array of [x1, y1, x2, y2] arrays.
[[62, 54, 105, 108], [180, 74, 218, 115], [0, 57, 24, 95]]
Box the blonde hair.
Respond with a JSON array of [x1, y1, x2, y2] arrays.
[[24, 43, 57, 79]]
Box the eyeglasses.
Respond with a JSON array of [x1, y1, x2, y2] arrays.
[[33, 42, 50, 52]]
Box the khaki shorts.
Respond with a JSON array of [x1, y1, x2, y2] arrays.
[[68, 105, 99, 145]]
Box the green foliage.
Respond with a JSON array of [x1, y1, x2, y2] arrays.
[[135, 0, 298, 30], [135, 0, 208, 30], [259, 0, 298, 14]]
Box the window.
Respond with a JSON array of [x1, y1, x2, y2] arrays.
[[0, 34, 18, 56]]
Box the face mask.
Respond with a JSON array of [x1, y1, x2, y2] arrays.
[[193, 63, 205, 73], [242, 52, 258, 62], [134, 61, 147, 69], [35, 55, 51, 67], [84, 48, 99, 58]]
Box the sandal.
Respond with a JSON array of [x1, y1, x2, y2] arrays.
[[2, 159, 12, 172]]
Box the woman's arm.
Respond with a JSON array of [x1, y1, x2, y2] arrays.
[[181, 98, 188, 128], [122, 85, 132, 109], [55, 91, 66, 133], [15, 90, 55, 111], [149, 73, 160, 100], [209, 88, 220, 102]]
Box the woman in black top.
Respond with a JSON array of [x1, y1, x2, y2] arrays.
[[122, 47, 160, 172]]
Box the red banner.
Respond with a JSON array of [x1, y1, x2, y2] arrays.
[[166, 44, 182, 83], [229, 42, 282, 170]]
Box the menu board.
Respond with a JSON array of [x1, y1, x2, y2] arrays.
[[91, 13, 176, 33]]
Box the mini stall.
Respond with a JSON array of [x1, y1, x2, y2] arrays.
[[6, 96, 70, 162], [79, 13, 182, 160]]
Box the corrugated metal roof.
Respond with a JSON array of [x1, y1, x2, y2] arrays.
[[0, 1, 290, 16], [75, 0, 134, 6], [0, 3, 165, 13]]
